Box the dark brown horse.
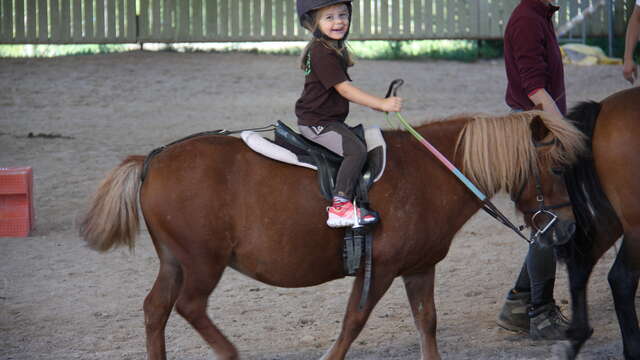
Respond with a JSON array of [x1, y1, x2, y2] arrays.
[[80, 111, 585, 360], [556, 86, 640, 360]]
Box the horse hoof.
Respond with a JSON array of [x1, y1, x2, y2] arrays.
[[552, 341, 577, 360]]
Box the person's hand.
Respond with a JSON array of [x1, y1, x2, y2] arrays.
[[623, 60, 637, 85], [379, 96, 403, 113]]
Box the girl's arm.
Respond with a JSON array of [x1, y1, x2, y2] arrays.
[[334, 81, 402, 113]]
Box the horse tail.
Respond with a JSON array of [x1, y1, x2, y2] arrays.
[[562, 101, 619, 257], [80, 155, 145, 252]]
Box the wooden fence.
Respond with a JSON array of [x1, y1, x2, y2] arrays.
[[0, 0, 634, 44]]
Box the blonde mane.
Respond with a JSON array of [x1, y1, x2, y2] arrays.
[[455, 110, 586, 197]]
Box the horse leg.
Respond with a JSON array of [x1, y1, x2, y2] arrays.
[[608, 231, 640, 360], [144, 241, 183, 360], [320, 271, 396, 360], [402, 267, 440, 360], [174, 255, 238, 359], [554, 235, 596, 360]]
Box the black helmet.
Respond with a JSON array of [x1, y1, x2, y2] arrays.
[[296, 0, 352, 30]]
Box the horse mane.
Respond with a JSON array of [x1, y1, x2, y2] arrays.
[[454, 110, 586, 197]]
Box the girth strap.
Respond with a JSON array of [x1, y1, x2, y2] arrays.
[[342, 227, 374, 311]]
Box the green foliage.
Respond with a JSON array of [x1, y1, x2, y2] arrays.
[[0, 40, 506, 61], [0, 44, 137, 58]]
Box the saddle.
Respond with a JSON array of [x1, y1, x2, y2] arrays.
[[241, 121, 386, 209]]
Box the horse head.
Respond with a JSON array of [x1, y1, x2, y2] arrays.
[[457, 110, 586, 247], [511, 113, 586, 247]]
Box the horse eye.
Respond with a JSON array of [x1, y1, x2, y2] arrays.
[[551, 167, 564, 176]]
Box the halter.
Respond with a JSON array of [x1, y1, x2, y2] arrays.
[[509, 139, 572, 243]]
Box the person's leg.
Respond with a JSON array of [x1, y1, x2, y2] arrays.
[[526, 241, 570, 340], [299, 123, 368, 227], [497, 262, 531, 333]]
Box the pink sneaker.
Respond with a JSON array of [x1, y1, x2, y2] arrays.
[[327, 200, 356, 228], [326, 201, 380, 228]]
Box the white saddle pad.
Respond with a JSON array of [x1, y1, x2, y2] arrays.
[[241, 127, 386, 183]]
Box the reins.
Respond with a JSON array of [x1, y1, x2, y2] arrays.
[[383, 79, 558, 244]]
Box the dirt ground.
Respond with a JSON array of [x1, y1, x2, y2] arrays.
[[0, 51, 632, 360]]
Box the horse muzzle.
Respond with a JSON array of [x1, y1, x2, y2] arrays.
[[537, 218, 576, 247]]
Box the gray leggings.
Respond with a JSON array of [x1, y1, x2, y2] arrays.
[[299, 122, 367, 199]]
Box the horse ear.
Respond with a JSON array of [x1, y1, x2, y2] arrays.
[[530, 115, 549, 143]]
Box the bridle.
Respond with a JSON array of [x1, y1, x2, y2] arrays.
[[509, 139, 572, 243]]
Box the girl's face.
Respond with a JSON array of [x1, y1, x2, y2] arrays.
[[316, 4, 350, 40]]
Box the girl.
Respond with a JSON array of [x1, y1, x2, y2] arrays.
[[295, 0, 403, 228]]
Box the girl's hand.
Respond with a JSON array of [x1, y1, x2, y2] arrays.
[[379, 96, 403, 113]]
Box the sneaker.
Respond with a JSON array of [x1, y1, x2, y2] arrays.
[[496, 290, 531, 334], [326, 200, 380, 228], [528, 302, 570, 340], [327, 201, 357, 228]]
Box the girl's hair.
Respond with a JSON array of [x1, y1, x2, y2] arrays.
[[299, 9, 354, 72]]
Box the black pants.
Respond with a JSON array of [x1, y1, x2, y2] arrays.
[[513, 239, 557, 306], [299, 122, 367, 199]]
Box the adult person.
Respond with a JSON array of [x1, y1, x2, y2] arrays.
[[496, 0, 570, 340], [623, 0, 640, 84]]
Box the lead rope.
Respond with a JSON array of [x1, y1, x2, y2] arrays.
[[383, 79, 531, 243]]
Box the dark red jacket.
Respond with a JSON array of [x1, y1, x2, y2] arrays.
[[504, 0, 566, 115]]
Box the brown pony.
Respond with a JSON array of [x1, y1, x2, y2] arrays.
[[80, 111, 585, 360], [556, 86, 640, 360]]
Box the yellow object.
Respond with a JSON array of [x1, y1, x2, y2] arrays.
[[560, 43, 623, 66]]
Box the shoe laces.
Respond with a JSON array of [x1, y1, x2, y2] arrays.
[[548, 305, 570, 325]]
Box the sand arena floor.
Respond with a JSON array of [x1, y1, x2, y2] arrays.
[[0, 51, 633, 359]]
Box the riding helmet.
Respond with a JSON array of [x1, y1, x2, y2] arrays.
[[296, 0, 353, 31]]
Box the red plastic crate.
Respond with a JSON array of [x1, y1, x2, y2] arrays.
[[0, 167, 34, 237]]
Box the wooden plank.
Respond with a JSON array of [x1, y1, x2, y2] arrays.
[[362, 0, 371, 36], [448, 0, 456, 36], [126, 0, 135, 40], [264, 0, 272, 37], [95, 0, 105, 40], [50, 0, 60, 41], [424, 0, 432, 35], [72, 0, 82, 40], [391, 0, 399, 35], [403, 0, 411, 34], [1, 0, 13, 40], [26, 0, 37, 41], [164, 0, 176, 40], [434, 0, 444, 36], [285, 0, 294, 38], [232, 0, 240, 37], [15, 0, 25, 41], [205, 0, 217, 37], [139, 0, 149, 38], [59, 0, 70, 41], [193, 0, 203, 39], [107, 0, 116, 39], [84, 0, 94, 39], [178, 0, 189, 39], [151, 0, 161, 39], [252, 0, 260, 36], [219, 0, 228, 38], [413, 0, 422, 34], [274, 0, 282, 37], [240, 0, 249, 37], [380, 0, 388, 36], [37, 0, 47, 40]]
